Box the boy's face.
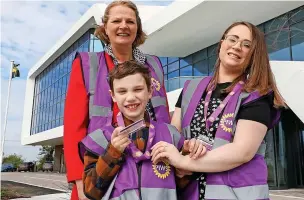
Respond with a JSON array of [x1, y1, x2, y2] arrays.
[[110, 73, 152, 122]]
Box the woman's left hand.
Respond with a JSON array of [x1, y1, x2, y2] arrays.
[[151, 141, 184, 167]]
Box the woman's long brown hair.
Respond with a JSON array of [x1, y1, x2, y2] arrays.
[[208, 21, 286, 108]]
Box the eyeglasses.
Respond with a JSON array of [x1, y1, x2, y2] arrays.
[[224, 35, 252, 50]]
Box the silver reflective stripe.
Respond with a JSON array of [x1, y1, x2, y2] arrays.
[[182, 125, 191, 139], [102, 175, 118, 200], [110, 190, 139, 200], [88, 53, 99, 119], [146, 55, 163, 84], [141, 188, 177, 200], [181, 78, 202, 118], [205, 184, 269, 199], [89, 129, 108, 149], [232, 92, 250, 134], [166, 124, 181, 147], [212, 137, 229, 149], [90, 105, 111, 117], [151, 96, 167, 108]]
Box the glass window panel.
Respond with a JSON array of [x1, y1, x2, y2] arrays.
[[168, 70, 179, 79], [168, 57, 178, 64], [53, 104, 57, 120], [265, 14, 289, 33], [291, 21, 304, 61], [89, 39, 94, 52], [58, 78, 63, 95], [83, 41, 89, 52], [63, 76, 68, 94], [266, 30, 291, 61], [56, 103, 61, 118], [208, 55, 217, 75], [193, 60, 208, 76], [60, 100, 64, 118], [179, 77, 194, 89], [163, 66, 167, 75], [63, 58, 68, 75], [180, 55, 192, 68], [68, 55, 73, 72], [208, 44, 218, 57], [68, 46, 73, 55], [193, 49, 207, 63], [31, 114, 35, 130], [290, 7, 304, 24], [56, 119, 60, 127], [168, 61, 179, 73], [168, 78, 180, 92], [52, 120, 56, 129], [59, 62, 64, 77], [93, 40, 103, 52], [257, 24, 265, 33], [159, 57, 167, 66], [73, 40, 78, 52], [180, 65, 193, 76], [53, 82, 58, 100]]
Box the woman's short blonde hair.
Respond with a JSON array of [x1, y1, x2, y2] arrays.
[[94, 0, 147, 47]]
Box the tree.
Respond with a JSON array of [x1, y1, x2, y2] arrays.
[[2, 154, 24, 168], [37, 145, 55, 170], [38, 145, 55, 161]]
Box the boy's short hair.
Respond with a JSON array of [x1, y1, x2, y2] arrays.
[[109, 61, 152, 91]]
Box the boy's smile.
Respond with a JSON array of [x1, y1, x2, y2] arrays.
[[110, 73, 152, 122]]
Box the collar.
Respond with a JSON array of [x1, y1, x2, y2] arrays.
[[104, 44, 146, 65]]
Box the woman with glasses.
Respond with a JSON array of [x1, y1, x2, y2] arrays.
[[63, 1, 171, 199], [151, 21, 285, 200]]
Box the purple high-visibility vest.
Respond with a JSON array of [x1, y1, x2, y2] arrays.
[[76, 51, 170, 136], [79, 112, 190, 200], [180, 77, 280, 200]]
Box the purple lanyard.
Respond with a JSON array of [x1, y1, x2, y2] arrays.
[[203, 81, 245, 131]]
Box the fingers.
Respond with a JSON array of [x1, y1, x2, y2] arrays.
[[183, 140, 190, 152], [189, 138, 199, 158], [151, 145, 166, 161], [111, 127, 125, 139], [151, 141, 167, 150], [152, 152, 168, 164], [192, 143, 203, 159], [113, 136, 130, 147], [199, 145, 207, 157]]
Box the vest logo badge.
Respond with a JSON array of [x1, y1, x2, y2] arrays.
[[152, 160, 171, 179], [220, 113, 234, 133], [151, 78, 161, 91]]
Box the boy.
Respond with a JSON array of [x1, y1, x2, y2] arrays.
[[78, 61, 205, 200]]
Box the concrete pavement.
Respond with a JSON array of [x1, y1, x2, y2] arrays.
[[2, 172, 304, 199]]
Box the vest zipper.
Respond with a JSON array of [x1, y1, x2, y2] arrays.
[[137, 162, 143, 200]]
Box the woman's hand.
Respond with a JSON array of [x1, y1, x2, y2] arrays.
[[183, 139, 207, 159], [151, 141, 184, 168]]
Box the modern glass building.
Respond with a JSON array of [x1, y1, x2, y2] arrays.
[[22, 1, 304, 189], [30, 30, 104, 135]]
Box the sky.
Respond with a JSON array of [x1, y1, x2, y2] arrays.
[[1, 0, 171, 162]]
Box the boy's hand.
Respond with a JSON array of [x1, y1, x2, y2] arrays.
[[183, 139, 207, 159], [75, 180, 89, 200], [111, 127, 131, 153]]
